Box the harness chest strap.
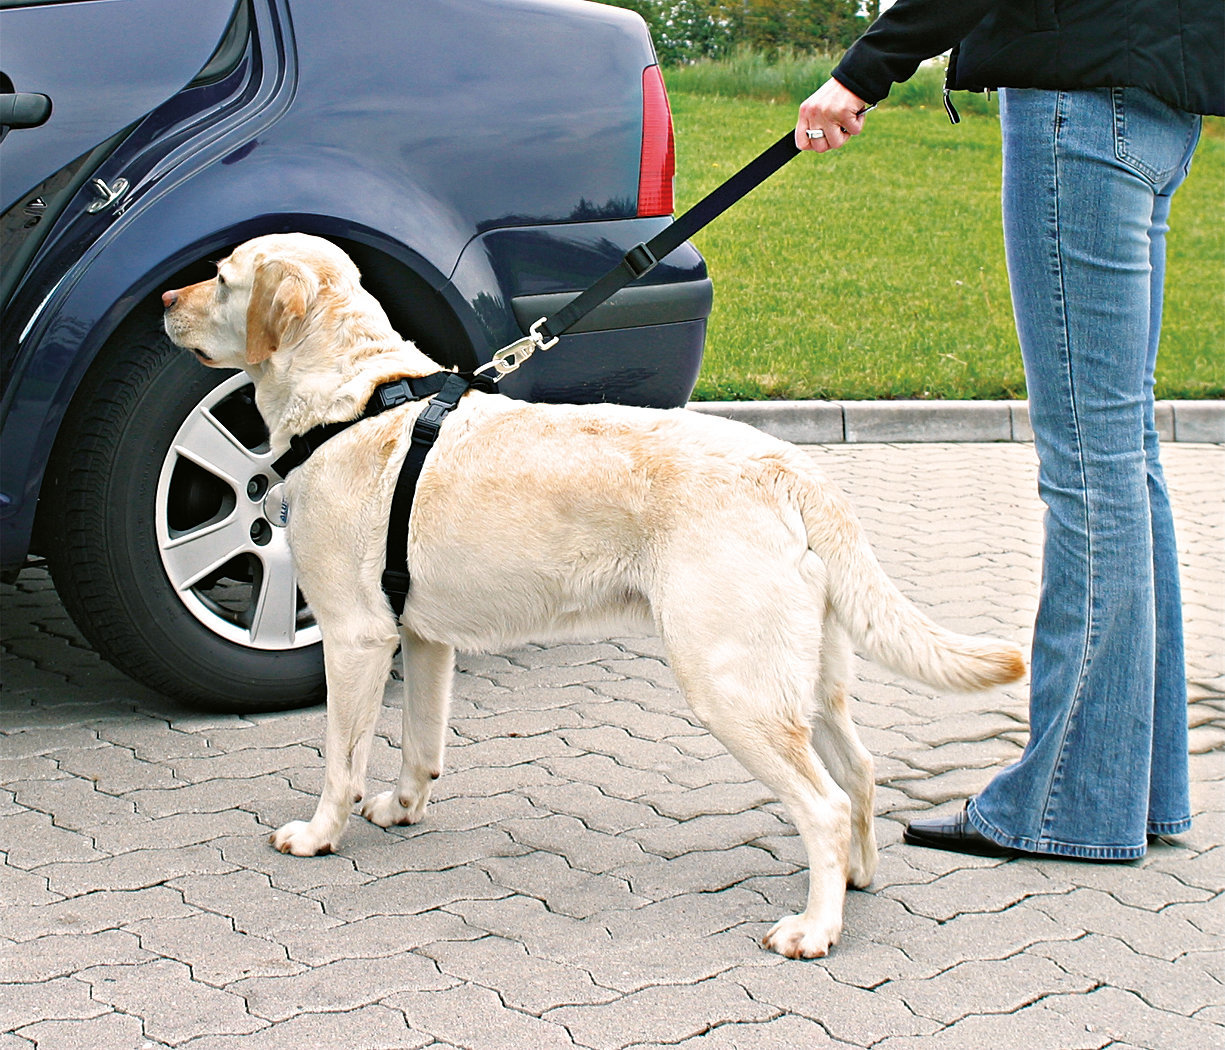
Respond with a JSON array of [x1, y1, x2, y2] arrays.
[[273, 370, 490, 618]]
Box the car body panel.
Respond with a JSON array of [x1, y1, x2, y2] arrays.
[[0, 0, 710, 579], [0, 0, 242, 211]]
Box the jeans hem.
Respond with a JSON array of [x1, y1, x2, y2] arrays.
[[967, 798, 1147, 861], [1148, 817, 1192, 836]]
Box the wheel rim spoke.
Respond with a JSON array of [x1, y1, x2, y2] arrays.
[[162, 515, 251, 592], [249, 541, 303, 646], [156, 373, 320, 652]]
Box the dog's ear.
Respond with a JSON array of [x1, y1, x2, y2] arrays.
[[245, 258, 312, 365]]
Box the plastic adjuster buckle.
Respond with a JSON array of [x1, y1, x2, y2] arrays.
[[381, 569, 411, 597], [374, 379, 413, 411], [623, 242, 658, 279], [411, 398, 450, 445]]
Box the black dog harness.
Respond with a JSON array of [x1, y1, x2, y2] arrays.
[[271, 370, 494, 617]]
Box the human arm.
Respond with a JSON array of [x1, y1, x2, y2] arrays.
[[796, 0, 996, 151]]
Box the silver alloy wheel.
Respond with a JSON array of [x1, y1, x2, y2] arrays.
[[154, 372, 320, 650]]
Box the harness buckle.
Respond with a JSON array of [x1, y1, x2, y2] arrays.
[[411, 398, 450, 444], [373, 379, 413, 410], [475, 317, 559, 382]]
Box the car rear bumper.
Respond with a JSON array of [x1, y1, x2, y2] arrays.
[[449, 217, 712, 408]]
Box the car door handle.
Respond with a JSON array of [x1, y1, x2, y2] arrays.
[[0, 92, 53, 132]]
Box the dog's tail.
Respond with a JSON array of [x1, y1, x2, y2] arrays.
[[795, 467, 1026, 692]]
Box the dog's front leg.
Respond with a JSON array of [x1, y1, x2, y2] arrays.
[[271, 633, 397, 856], [361, 631, 454, 828]]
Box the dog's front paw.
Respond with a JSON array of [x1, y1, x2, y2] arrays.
[[360, 787, 428, 828], [762, 912, 842, 959], [269, 820, 334, 856]]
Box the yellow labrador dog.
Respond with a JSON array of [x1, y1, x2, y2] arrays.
[[163, 233, 1024, 958]]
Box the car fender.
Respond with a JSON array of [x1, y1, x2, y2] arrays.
[[0, 155, 482, 573]]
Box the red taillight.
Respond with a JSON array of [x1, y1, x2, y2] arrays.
[[638, 64, 675, 217]]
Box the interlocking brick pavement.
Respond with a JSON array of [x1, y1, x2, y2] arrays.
[[2, 441, 1222, 1049]]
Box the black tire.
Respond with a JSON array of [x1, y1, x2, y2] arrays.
[[43, 315, 325, 712]]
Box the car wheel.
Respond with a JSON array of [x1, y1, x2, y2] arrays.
[[44, 317, 325, 712]]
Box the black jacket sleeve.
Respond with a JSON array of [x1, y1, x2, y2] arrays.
[[831, 0, 995, 104]]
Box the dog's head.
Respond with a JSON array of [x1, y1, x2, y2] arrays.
[[162, 233, 367, 371]]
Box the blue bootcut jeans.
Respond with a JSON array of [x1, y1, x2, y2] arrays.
[[966, 87, 1201, 859]]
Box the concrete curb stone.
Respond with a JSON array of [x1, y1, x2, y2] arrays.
[[688, 399, 1224, 444]]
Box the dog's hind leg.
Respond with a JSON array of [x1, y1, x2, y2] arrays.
[[808, 618, 877, 889], [361, 631, 454, 828], [271, 629, 397, 857], [658, 551, 854, 957], [673, 655, 854, 959]]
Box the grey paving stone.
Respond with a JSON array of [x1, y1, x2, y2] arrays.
[[232, 953, 456, 1023], [624, 808, 792, 859], [1, 886, 192, 943], [872, 1002, 1110, 1050], [516, 781, 674, 834], [421, 935, 618, 1013], [0, 928, 151, 983], [1031, 933, 1222, 1017], [172, 869, 339, 939], [177, 1004, 429, 1050], [0, 976, 110, 1033], [128, 911, 301, 986], [500, 812, 650, 873], [546, 978, 779, 1050], [557, 930, 772, 995], [444, 893, 616, 960], [0, 864, 60, 906], [352, 826, 529, 879], [642, 1012, 857, 1049], [277, 910, 484, 965], [12, 776, 137, 829], [79, 958, 265, 1043], [213, 833, 372, 893], [880, 860, 1067, 922], [886, 897, 1082, 973], [38, 844, 237, 897], [479, 849, 648, 919], [884, 953, 1096, 1025], [0, 808, 105, 868], [733, 962, 941, 1045], [612, 843, 786, 900], [88, 809, 266, 854], [1044, 985, 1225, 1050], [595, 885, 779, 942], [1028, 887, 1220, 961], [312, 866, 511, 923], [386, 982, 577, 1050], [14, 1011, 164, 1050]]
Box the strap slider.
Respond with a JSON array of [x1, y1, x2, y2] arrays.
[[381, 569, 411, 598], [623, 242, 658, 279]]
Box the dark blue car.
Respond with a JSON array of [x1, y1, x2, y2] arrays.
[[0, 0, 710, 710]]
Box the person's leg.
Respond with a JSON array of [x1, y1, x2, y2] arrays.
[[961, 88, 1200, 858], [1142, 147, 1197, 837]]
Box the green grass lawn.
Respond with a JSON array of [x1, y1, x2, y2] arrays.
[[671, 92, 1224, 401]]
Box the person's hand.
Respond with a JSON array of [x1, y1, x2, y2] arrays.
[[796, 78, 871, 152]]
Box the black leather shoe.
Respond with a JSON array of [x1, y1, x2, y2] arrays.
[[903, 806, 1021, 858]]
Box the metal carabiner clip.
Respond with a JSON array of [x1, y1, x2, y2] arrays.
[[475, 317, 560, 382]]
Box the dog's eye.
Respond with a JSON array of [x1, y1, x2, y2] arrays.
[[217, 272, 227, 287]]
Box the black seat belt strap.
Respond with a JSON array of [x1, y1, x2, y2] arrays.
[[537, 131, 800, 343]]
